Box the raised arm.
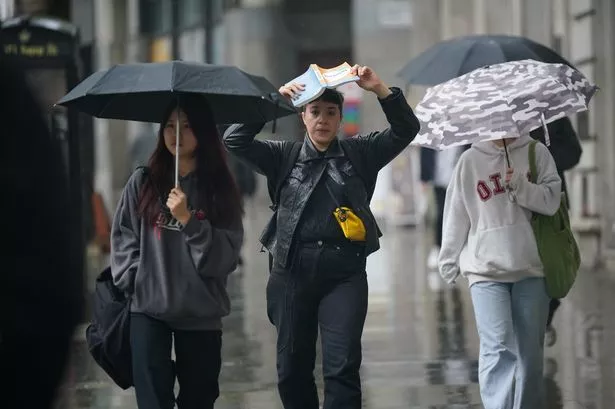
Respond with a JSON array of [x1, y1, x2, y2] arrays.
[[223, 122, 288, 180], [345, 65, 420, 172]]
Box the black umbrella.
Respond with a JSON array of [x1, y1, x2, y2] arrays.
[[57, 60, 295, 123], [57, 60, 296, 185], [397, 34, 575, 86]]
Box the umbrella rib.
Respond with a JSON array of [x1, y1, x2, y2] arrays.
[[88, 65, 119, 96]]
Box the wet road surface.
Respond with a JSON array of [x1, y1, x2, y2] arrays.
[[59, 199, 615, 408]]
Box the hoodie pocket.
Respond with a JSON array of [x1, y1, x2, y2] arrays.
[[474, 224, 541, 272]]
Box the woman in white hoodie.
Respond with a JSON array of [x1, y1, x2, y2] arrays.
[[438, 134, 561, 409]]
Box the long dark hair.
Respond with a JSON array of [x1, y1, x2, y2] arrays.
[[138, 94, 243, 228]]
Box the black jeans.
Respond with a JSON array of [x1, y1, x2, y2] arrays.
[[268, 242, 369, 409], [130, 313, 222, 409], [546, 298, 561, 328]]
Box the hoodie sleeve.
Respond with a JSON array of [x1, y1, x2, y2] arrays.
[[180, 215, 244, 278], [438, 158, 471, 284], [509, 142, 562, 216], [110, 170, 144, 293]]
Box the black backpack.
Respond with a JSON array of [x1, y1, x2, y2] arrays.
[[85, 266, 133, 389]]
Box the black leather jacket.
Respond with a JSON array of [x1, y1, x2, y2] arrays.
[[224, 88, 420, 268]]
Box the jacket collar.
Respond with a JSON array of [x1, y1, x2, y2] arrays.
[[298, 133, 345, 162]]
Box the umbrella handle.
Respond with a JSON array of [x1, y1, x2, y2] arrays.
[[175, 113, 180, 187]]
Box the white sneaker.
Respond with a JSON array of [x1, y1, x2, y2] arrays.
[[427, 246, 440, 270]]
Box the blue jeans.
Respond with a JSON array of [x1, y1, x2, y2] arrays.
[[470, 278, 550, 409]]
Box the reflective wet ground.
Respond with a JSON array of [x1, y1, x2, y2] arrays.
[[58, 199, 615, 408]]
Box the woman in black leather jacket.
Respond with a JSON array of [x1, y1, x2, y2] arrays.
[[224, 64, 420, 409]]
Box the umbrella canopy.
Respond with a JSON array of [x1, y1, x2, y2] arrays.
[[57, 60, 296, 124], [398, 34, 575, 86], [411, 59, 598, 150]]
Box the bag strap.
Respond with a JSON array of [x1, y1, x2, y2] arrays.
[[339, 141, 373, 201], [528, 140, 538, 184], [528, 139, 570, 211], [323, 177, 342, 209]]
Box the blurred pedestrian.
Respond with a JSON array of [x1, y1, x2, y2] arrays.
[[529, 117, 582, 346], [110, 95, 243, 409], [1, 59, 83, 407], [438, 135, 561, 409], [420, 146, 466, 269], [224, 64, 420, 409]]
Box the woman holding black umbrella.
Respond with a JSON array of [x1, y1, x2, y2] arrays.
[[110, 95, 244, 409], [224, 64, 420, 409]]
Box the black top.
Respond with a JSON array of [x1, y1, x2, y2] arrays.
[[297, 165, 348, 242]]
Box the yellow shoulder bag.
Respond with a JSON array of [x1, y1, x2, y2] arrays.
[[324, 180, 366, 242]]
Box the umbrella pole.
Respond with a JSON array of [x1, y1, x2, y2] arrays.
[[502, 138, 511, 168], [175, 102, 180, 188], [540, 113, 551, 146]]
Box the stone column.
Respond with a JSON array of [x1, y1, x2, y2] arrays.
[[221, 3, 298, 139], [92, 0, 114, 212], [484, 0, 515, 34], [594, 0, 615, 262], [522, 0, 552, 45], [564, 0, 601, 265]]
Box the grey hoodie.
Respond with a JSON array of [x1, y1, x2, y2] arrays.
[[110, 169, 244, 330], [438, 135, 561, 286]]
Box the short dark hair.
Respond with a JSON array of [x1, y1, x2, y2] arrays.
[[303, 88, 344, 114]]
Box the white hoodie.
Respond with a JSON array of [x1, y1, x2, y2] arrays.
[[438, 135, 561, 286]]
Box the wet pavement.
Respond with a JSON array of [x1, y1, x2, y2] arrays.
[[59, 199, 615, 408]]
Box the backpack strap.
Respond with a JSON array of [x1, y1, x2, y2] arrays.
[[339, 141, 375, 201], [269, 142, 302, 209], [529, 140, 538, 184]]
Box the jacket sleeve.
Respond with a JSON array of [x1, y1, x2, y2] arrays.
[[110, 171, 144, 293], [223, 122, 287, 180], [353, 87, 421, 172], [438, 159, 470, 284], [510, 143, 562, 216], [180, 216, 244, 278]]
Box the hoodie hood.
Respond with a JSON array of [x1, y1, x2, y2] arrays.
[[472, 134, 534, 157]]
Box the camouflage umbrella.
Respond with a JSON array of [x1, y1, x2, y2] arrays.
[[411, 59, 598, 151]]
